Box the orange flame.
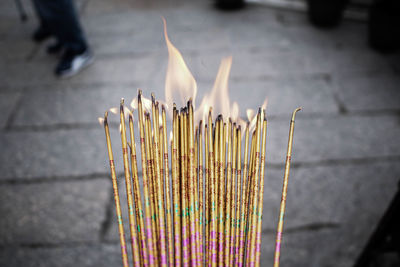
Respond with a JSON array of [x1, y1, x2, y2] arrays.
[[163, 17, 197, 114], [195, 56, 238, 122], [100, 19, 268, 138]]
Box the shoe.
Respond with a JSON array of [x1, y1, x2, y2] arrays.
[[46, 41, 63, 54], [32, 27, 52, 42], [55, 48, 94, 78]]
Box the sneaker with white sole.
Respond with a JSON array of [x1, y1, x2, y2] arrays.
[[55, 48, 94, 78]]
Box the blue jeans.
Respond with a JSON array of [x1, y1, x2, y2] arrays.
[[32, 0, 88, 52]]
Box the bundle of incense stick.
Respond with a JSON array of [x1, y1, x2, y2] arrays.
[[102, 90, 300, 267]]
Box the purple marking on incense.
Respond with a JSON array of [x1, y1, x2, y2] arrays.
[[230, 235, 235, 265], [234, 232, 241, 264], [145, 217, 155, 265], [141, 240, 148, 267], [256, 232, 262, 253], [275, 241, 281, 253], [159, 228, 167, 265], [218, 231, 224, 252], [174, 232, 181, 266]]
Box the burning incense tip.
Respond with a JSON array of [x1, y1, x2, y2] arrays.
[[109, 107, 118, 114]]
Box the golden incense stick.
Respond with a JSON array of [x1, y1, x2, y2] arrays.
[[234, 126, 242, 266], [172, 106, 182, 266], [255, 114, 267, 267], [162, 106, 174, 267], [119, 100, 141, 267], [224, 120, 233, 266], [229, 123, 238, 266], [198, 121, 204, 263], [103, 112, 130, 267], [137, 92, 156, 266], [238, 123, 250, 266], [207, 110, 217, 267], [273, 107, 301, 267], [151, 97, 168, 267], [129, 113, 148, 266]]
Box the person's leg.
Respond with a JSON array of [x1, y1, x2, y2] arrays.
[[34, 0, 93, 77], [31, 0, 53, 41], [34, 0, 88, 52], [32, 0, 63, 54]]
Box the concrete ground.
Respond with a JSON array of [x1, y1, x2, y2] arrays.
[[1, 0, 400, 266]]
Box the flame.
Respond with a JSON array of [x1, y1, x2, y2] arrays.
[[131, 95, 153, 113], [98, 117, 104, 126], [163, 17, 197, 113], [109, 107, 118, 114], [99, 19, 269, 139]]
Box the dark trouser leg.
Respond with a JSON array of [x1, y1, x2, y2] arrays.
[[32, 0, 88, 52], [32, 0, 50, 32]]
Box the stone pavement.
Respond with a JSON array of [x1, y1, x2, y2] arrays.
[[1, 0, 400, 266]]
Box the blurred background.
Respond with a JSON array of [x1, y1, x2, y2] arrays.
[[0, 0, 400, 266]]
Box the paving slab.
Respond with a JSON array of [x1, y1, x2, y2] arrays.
[[0, 179, 110, 244], [0, 128, 122, 180], [267, 114, 400, 164], [0, 39, 38, 62], [0, 54, 160, 88], [261, 161, 400, 230], [335, 71, 400, 112], [0, 92, 21, 129], [260, 228, 355, 267], [12, 86, 140, 127], [0, 243, 124, 267]]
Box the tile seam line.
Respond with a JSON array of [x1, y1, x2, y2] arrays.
[[2, 109, 400, 133], [1, 156, 400, 185]]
